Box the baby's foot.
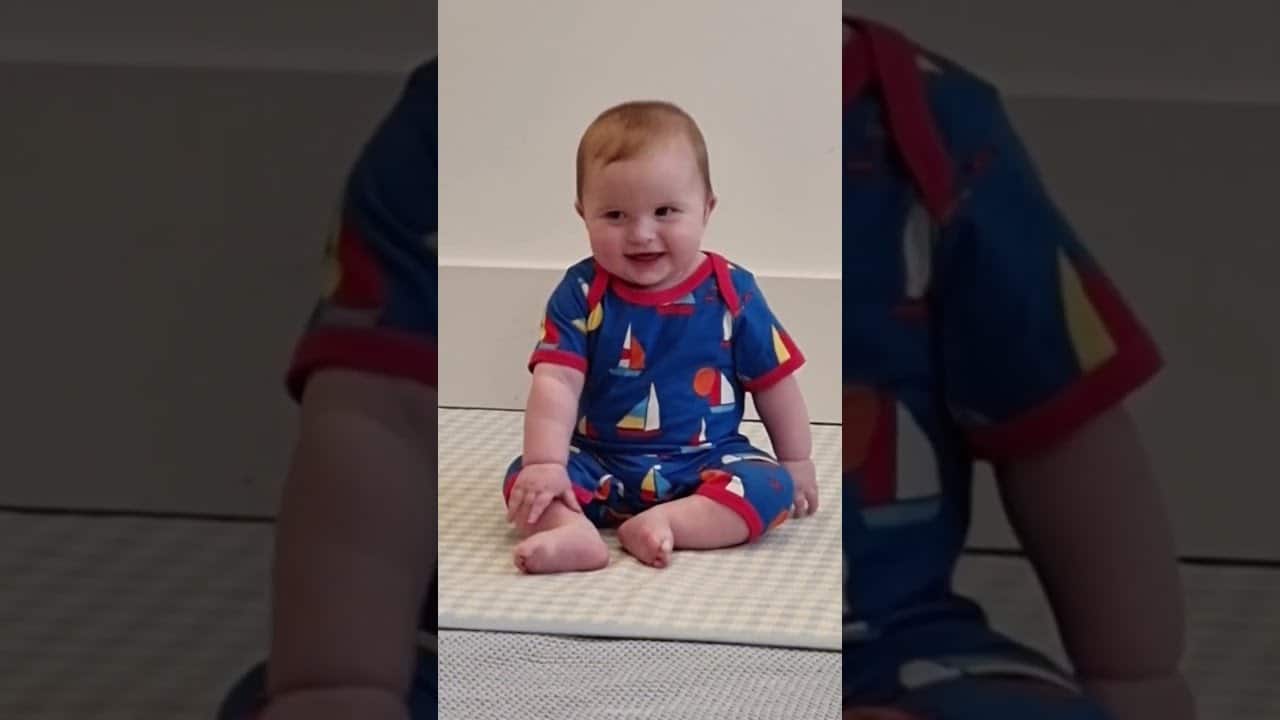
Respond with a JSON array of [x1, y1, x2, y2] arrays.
[[617, 511, 675, 568], [514, 521, 610, 574]]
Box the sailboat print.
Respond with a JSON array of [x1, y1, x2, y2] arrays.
[[639, 465, 671, 503], [894, 201, 932, 321], [681, 417, 713, 453], [657, 291, 697, 316], [537, 315, 560, 351], [772, 326, 791, 364], [725, 475, 746, 498], [594, 474, 615, 501], [616, 383, 662, 438], [575, 279, 604, 331], [855, 395, 942, 528], [708, 371, 736, 413], [609, 323, 645, 377]]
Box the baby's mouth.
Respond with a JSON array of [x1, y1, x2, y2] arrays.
[[625, 252, 666, 264]]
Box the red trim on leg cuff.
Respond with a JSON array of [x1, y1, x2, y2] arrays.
[[696, 484, 765, 541]]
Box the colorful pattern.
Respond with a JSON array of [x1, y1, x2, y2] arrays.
[[503, 438, 795, 542], [529, 252, 805, 456], [285, 61, 438, 399], [841, 15, 1163, 695]]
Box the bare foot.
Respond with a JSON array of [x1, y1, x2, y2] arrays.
[[617, 511, 675, 568], [514, 517, 609, 574]]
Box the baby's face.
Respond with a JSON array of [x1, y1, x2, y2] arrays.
[[577, 138, 715, 290]]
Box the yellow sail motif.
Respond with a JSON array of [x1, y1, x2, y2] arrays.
[[772, 327, 791, 364], [617, 384, 661, 435], [1058, 249, 1116, 373]]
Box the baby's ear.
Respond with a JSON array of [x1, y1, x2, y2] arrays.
[[574, 200, 585, 219], [704, 194, 718, 220]]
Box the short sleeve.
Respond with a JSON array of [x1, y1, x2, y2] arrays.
[[286, 61, 438, 401], [527, 264, 595, 374], [937, 93, 1162, 461], [731, 269, 806, 392]]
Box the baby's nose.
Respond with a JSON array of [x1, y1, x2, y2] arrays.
[[627, 218, 658, 244]]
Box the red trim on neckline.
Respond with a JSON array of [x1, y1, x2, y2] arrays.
[[843, 19, 872, 107], [843, 16, 957, 222], [608, 253, 714, 306]]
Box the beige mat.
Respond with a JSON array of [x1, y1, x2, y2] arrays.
[[437, 408, 842, 650]]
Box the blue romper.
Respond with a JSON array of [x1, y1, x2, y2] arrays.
[[217, 60, 439, 720], [842, 18, 1163, 719], [504, 253, 803, 541]]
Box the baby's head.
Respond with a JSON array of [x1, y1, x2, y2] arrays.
[[575, 101, 716, 290]]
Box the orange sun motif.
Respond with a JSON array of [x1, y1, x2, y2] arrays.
[[693, 367, 717, 397]]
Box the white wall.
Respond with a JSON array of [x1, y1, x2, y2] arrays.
[[438, 0, 841, 421]]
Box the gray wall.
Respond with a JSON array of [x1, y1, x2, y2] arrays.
[[1, 63, 409, 516]]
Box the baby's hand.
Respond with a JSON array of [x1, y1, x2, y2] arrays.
[[783, 458, 818, 517], [507, 462, 582, 526]]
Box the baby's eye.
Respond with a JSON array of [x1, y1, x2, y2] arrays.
[[603, 210, 624, 220], [655, 206, 679, 217]]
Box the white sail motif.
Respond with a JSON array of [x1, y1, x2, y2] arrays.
[[617, 384, 661, 436], [902, 201, 933, 300], [709, 372, 736, 413]]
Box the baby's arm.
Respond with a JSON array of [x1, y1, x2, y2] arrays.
[[262, 369, 436, 720], [524, 363, 585, 466], [507, 363, 586, 526], [996, 405, 1194, 720], [753, 374, 818, 515]]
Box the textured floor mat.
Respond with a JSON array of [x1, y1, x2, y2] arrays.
[[438, 631, 840, 719], [437, 408, 843, 650]]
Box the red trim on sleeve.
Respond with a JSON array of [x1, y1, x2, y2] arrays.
[[695, 484, 765, 542], [742, 332, 806, 393], [967, 272, 1163, 461], [286, 328, 437, 401], [528, 349, 587, 374]]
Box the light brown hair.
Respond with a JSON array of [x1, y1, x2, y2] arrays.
[[575, 100, 712, 201]]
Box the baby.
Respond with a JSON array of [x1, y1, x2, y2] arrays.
[[502, 101, 819, 573]]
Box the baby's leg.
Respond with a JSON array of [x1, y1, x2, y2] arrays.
[[617, 457, 797, 567], [512, 499, 610, 574], [618, 495, 749, 568], [503, 457, 609, 574]]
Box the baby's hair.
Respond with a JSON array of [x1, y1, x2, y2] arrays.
[[575, 100, 712, 201]]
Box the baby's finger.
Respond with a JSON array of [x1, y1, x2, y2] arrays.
[[793, 495, 808, 517], [526, 492, 553, 525], [806, 488, 819, 515], [560, 487, 582, 513]]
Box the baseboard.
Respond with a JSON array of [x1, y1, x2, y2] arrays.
[[438, 262, 841, 424]]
